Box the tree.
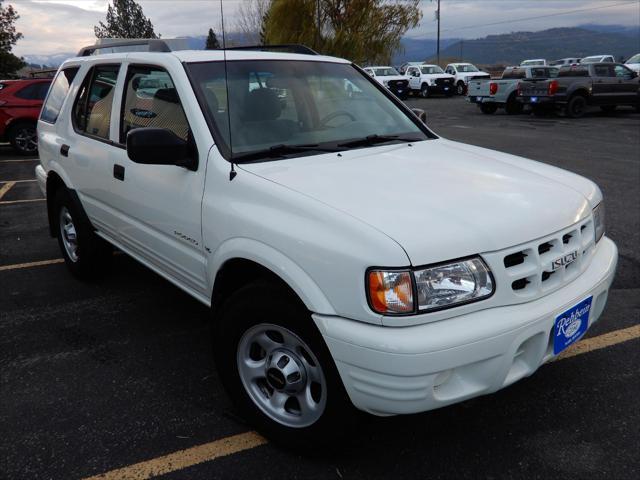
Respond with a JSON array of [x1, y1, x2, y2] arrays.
[[94, 0, 158, 39], [205, 28, 220, 50], [236, 0, 272, 45], [263, 0, 422, 65], [0, 1, 25, 77]]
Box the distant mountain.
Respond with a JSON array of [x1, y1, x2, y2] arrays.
[[392, 37, 461, 64], [22, 52, 76, 68], [435, 27, 638, 65], [579, 23, 640, 37]]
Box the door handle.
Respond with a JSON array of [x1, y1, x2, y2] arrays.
[[60, 144, 70, 157], [113, 164, 125, 181]]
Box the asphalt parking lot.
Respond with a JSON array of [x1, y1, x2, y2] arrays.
[[1, 96, 639, 480]]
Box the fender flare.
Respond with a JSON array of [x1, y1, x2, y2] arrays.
[[209, 237, 336, 315], [45, 165, 93, 237]]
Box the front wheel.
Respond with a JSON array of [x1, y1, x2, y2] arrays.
[[456, 81, 466, 95], [505, 95, 524, 115], [420, 83, 429, 98], [214, 282, 353, 447], [8, 122, 38, 156]]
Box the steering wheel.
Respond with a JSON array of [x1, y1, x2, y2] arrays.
[[320, 110, 356, 127]]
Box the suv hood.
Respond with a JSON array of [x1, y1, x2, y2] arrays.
[[240, 139, 594, 266]]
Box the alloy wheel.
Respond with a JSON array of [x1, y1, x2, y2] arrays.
[[59, 207, 79, 262], [13, 126, 38, 154]]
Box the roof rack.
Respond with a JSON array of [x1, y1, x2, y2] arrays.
[[221, 44, 319, 56], [77, 39, 172, 57]]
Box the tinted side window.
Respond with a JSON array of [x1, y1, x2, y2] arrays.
[[16, 82, 51, 100], [594, 65, 612, 77], [121, 66, 189, 143], [73, 65, 120, 140], [614, 65, 633, 79], [41, 68, 79, 124]]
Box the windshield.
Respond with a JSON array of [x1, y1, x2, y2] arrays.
[[373, 67, 400, 76], [420, 66, 444, 74], [455, 64, 479, 72], [626, 54, 640, 64], [187, 60, 429, 161]]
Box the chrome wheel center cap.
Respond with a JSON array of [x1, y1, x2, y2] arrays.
[[265, 349, 306, 394]]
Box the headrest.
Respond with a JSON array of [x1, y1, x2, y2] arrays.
[[154, 88, 179, 103], [243, 88, 282, 122]]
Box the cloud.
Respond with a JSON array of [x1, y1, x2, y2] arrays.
[[11, 0, 640, 56]]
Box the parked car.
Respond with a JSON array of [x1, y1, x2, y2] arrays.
[[520, 59, 547, 66], [624, 53, 640, 73], [580, 55, 615, 64], [0, 78, 52, 155], [517, 63, 639, 117], [37, 40, 617, 445], [444, 63, 491, 95], [362, 66, 409, 99], [468, 66, 559, 114], [398, 61, 423, 75], [550, 58, 581, 68], [404, 64, 454, 97]]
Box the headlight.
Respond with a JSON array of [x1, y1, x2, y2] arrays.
[[383, 80, 389, 87], [414, 257, 494, 312], [593, 203, 605, 243], [366, 257, 494, 315]]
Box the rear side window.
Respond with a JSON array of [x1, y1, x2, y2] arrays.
[[120, 65, 190, 143], [594, 65, 613, 77], [41, 68, 79, 124], [16, 82, 51, 101], [73, 65, 120, 140], [558, 67, 589, 77], [502, 68, 525, 79]]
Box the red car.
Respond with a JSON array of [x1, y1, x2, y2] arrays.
[[0, 78, 52, 155]]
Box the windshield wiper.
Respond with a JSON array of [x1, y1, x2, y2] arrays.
[[232, 143, 339, 163], [337, 134, 420, 149]]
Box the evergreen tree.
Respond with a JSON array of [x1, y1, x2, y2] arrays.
[[0, 1, 25, 77], [205, 28, 220, 50], [94, 0, 158, 39]]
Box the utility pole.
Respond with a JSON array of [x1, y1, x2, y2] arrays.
[[316, 0, 321, 51], [436, 0, 441, 65]]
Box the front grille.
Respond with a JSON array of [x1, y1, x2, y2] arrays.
[[435, 78, 452, 86], [388, 79, 408, 88], [482, 217, 596, 304]]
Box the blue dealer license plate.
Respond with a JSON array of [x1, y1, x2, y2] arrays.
[[553, 296, 592, 354]]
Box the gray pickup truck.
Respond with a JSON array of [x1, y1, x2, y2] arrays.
[[517, 63, 639, 118], [468, 66, 559, 114]]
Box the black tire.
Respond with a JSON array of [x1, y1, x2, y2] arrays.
[[53, 188, 112, 279], [505, 94, 524, 115], [480, 103, 498, 114], [565, 95, 587, 118], [600, 105, 616, 113], [456, 81, 466, 95], [213, 281, 354, 448], [8, 122, 38, 156], [420, 83, 429, 98]]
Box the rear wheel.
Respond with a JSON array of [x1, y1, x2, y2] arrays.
[[420, 83, 429, 98], [8, 122, 38, 156], [565, 95, 587, 118], [213, 282, 353, 447], [480, 103, 498, 114], [54, 188, 111, 279]]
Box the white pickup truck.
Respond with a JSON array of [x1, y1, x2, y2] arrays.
[[36, 40, 617, 447], [404, 64, 455, 97], [362, 66, 409, 99], [444, 62, 491, 95]]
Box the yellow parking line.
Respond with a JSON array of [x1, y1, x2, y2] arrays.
[[82, 323, 639, 480], [83, 431, 267, 480], [0, 258, 64, 272], [555, 324, 640, 360], [0, 198, 45, 205], [0, 179, 36, 183], [0, 181, 15, 200], [0, 159, 38, 163]]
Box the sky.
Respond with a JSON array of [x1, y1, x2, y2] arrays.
[[10, 0, 640, 56]]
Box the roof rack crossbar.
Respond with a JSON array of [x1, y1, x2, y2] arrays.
[[220, 44, 319, 56], [77, 39, 171, 57]]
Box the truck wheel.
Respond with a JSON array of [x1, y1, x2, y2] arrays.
[[420, 83, 429, 98], [566, 95, 587, 118], [480, 104, 498, 114], [600, 105, 616, 113], [8, 122, 38, 156], [53, 188, 112, 279], [456, 81, 466, 95], [505, 95, 524, 115], [213, 282, 353, 447]]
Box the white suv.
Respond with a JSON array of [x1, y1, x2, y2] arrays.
[[36, 40, 618, 445]]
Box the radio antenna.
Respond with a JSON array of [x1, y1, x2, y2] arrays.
[[220, 0, 236, 180]]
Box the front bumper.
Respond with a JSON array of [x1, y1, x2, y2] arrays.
[[313, 237, 617, 416]]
